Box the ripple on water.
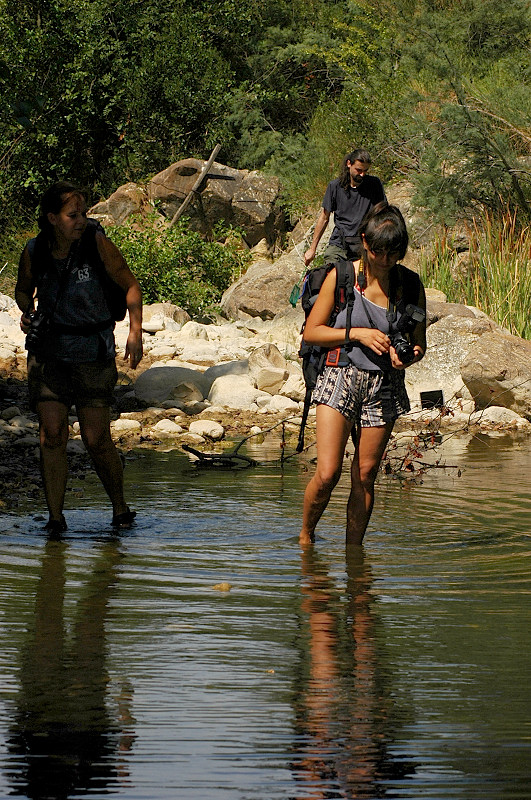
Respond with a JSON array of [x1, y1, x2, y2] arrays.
[[0, 440, 530, 798]]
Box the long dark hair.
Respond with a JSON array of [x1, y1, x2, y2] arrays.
[[359, 202, 409, 262], [338, 148, 372, 191], [37, 181, 87, 246]]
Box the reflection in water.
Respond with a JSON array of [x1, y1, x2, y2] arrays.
[[292, 547, 416, 798], [6, 539, 135, 798]]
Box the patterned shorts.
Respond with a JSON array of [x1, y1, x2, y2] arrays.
[[312, 364, 410, 427]]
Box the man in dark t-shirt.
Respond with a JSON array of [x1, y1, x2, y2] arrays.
[[304, 148, 386, 266]]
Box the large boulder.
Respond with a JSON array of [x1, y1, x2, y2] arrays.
[[134, 365, 208, 407], [147, 159, 285, 248], [207, 373, 270, 410], [88, 159, 286, 248], [89, 182, 146, 227], [461, 331, 531, 420], [220, 250, 302, 320], [406, 311, 499, 406]]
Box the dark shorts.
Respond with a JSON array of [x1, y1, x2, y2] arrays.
[[28, 354, 118, 411], [323, 241, 362, 263], [312, 364, 410, 427]]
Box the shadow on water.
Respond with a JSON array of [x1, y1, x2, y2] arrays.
[[4, 539, 135, 798], [291, 546, 417, 798]]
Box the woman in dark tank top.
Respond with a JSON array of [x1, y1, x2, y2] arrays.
[[15, 181, 143, 535]]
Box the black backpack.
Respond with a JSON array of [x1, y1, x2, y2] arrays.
[[296, 259, 355, 452], [28, 218, 127, 324]]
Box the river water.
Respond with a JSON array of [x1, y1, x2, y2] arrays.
[[0, 430, 530, 800]]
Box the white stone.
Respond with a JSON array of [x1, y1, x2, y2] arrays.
[[263, 395, 301, 412], [279, 372, 306, 402], [470, 406, 531, 429], [112, 418, 142, 432], [142, 314, 166, 333], [254, 366, 289, 394], [188, 420, 225, 440], [134, 365, 207, 406], [148, 345, 177, 358], [207, 373, 270, 410], [153, 419, 184, 435], [180, 321, 209, 339]]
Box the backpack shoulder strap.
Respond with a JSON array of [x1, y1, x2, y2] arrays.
[[396, 263, 422, 305]]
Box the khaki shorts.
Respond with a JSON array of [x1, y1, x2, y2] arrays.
[[28, 355, 118, 411]]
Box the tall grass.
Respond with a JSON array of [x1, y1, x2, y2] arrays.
[[419, 209, 531, 339]]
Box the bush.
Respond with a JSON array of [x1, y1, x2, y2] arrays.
[[108, 216, 251, 317], [419, 209, 531, 339]]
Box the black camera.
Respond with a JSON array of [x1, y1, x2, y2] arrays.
[[391, 303, 425, 364], [25, 309, 50, 352]]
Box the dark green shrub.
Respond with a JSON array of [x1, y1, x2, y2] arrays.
[[108, 216, 251, 316]]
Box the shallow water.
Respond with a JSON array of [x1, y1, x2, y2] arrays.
[[0, 432, 530, 799]]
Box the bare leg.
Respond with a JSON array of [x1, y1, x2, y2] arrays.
[[300, 404, 353, 545], [37, 400, 70, 523], [77, 406, 129, 517], [346, 422, 394, 546]]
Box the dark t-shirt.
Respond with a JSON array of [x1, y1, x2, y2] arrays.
[[323, 176, 386, 248]]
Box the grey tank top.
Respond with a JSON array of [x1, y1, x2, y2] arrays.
[[334, 288, 405, 371]]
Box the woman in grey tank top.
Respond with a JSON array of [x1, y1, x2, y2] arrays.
[[299, 203, 426, 547]]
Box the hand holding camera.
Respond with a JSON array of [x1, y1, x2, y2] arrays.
[[25, 308, 50, 352], [390, 303, 425, 365]]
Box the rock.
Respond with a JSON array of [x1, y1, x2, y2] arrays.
[[406, 313, 499, 407], [426, 300, 478, 325], [134, 365, 208, 406], [207, 373, 270, 410], [143, 303, 190, 325], [89, 182, 146, 227], [279, 372, 306, 402], [264, 307, 304, 353], [230, 170, 285, 248], [0, 294, 16, 311], [220, 250, 302, 320], [147, 158, 285, 247], [147, 344, 178, 359], [461, 331, 531, 420], [250, 238, 272, 260], [264, 395, 301, 412], [180, 321, 209, 339], [142, 314, 167, 333], [470, 406, 531, 430], [248, 343, 288, 373], [1, 406, 22, 421], [13, 435, 40, 447], [254, 367, 289, 394], [152, 419, 184, 436], [112, 418, 142, 432], [188, 420, 225, 440]]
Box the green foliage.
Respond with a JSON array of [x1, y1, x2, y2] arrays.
[[419, 209, 531, 339], [108, 216, 251, 316], [0, 0, 529, 250]]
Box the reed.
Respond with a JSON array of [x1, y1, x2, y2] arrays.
[[420, 209, 531, 339]]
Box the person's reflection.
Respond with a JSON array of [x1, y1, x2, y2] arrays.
[[7, 539, 135, 798], [291, 546, 415, 798]]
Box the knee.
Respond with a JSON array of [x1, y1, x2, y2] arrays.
[[40, 422, 68, 451], [314, 465, 342, 494], [81, 425, 113, 455], [358, 461, 379, 491]]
